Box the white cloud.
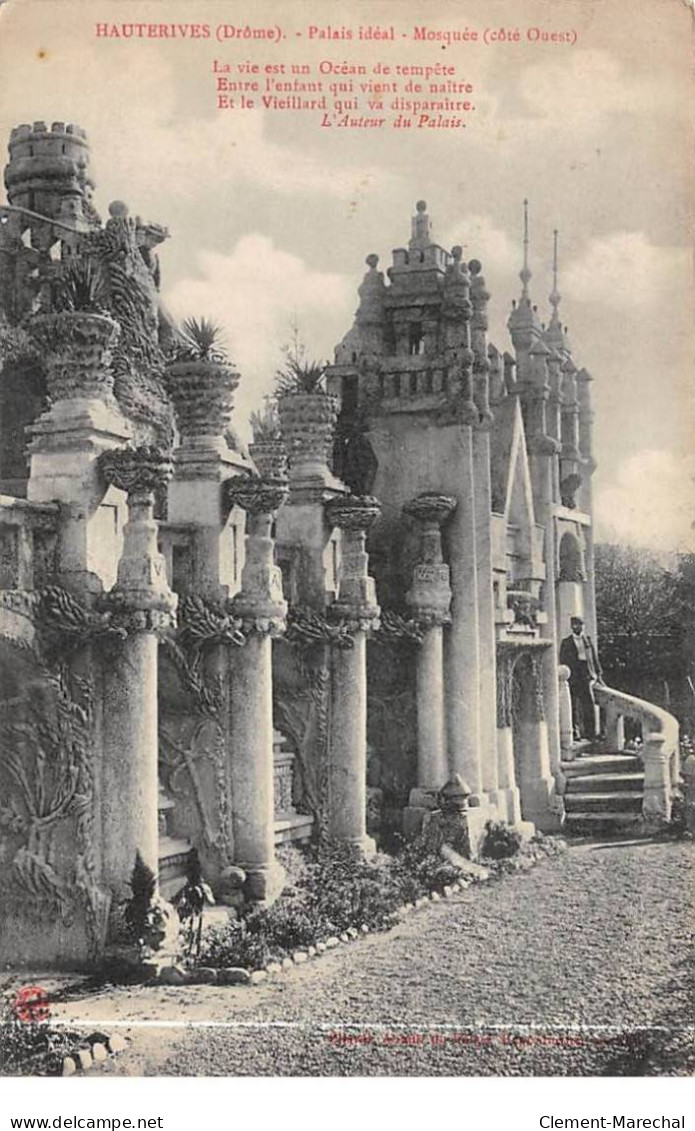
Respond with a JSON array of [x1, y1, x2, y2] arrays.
[[595, 449, 695, 551], [440, 214, 518, 275], [563, 232, 690, 310], [518, 50, 678, 130], [164, 233, 354, 432]]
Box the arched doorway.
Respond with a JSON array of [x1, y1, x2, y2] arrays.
[[557, 530, 584, 638]]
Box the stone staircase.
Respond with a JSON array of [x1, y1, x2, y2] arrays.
[[157, 738, 316, 900], [562, 746, 645, 835], [158, 784, 192, 899]]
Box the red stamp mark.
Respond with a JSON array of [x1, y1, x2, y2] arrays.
[[11, 985, 51, 1023]]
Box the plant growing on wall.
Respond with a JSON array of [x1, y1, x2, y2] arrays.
[[249, 397, 282, 441], [0, 314, 40, 366], [53, 259, 109, 315], [275, 348, 327, 395], [169, 316, 229, 365], [274, 321, 328, 395]]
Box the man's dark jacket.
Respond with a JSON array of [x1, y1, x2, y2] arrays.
[[559, 632, 602, 683]]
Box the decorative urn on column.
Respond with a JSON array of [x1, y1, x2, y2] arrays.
[[165, 317, 240, 451], [28, 258, 120, 404], [249, 399, 288, 483], [275, 351, 339, 486]]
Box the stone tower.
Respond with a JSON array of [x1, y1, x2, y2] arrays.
[[326, 200, 497, 814], [4, 120, 98, 226]]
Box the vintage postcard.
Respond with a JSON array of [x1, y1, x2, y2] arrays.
[[0, 0, 693, 1096]]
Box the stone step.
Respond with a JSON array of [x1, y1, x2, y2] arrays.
[[563, 811, 643, 835], [274, 812, 315, 845], [565, 772, 644, 794], [561, 754, 642, 777], [158, 836, 191, 898], [564, 791, 643, 813]]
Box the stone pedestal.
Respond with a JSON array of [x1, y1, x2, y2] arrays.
[[27, 311, 131, 596], [642, 733, 671, 823], [166, 359, 249, 601], [326, 494, 381, 855], [99, 446, 177, 901], [558, 664, 574, 757], [226, 478, 288, 903], [495, 726, 523, 824]]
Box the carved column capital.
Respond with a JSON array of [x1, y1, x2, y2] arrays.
[[99, 445, 177, 623], [225, 476, 289, 518], [228, 477, 288, 634], [99, 444, 174, 499], [403, 492, 457, 531], [325, 493, 381, 532], [327, 494, 381, 628], [404, 492, 456, 625]]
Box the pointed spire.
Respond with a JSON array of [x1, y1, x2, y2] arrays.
[[508, 198, 541, 343], [520, 198, 531, 298], [545, 228, 571, 354], [549, 228, 560, 322]]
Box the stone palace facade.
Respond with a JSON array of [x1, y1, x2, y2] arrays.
[[0, 122, 679, 969]]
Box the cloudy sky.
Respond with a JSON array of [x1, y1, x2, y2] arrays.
[[0, 0, 692, 549]]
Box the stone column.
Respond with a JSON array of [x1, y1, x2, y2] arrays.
[[469, 260, 500, 806], [511, 649, 557, 830], [403, 492, 457, 797], [166, 356, 249, 601], [98, 446, 177, 899], [443, 427, 482, 797], [27, 310, 131, 596], [225, 477, 289, 903], [326, 494, 381, 856], [577, 368, 598, 642]]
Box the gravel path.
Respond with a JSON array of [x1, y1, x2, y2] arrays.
[[65, 840, 694, 1076]]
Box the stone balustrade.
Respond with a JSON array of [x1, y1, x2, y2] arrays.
[[0, 496, 58, 589], [273, 747, 296, 817], [594, 683, 680, 821]]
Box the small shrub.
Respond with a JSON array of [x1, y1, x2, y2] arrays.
[[124, 851, 177, 958], [481, 820, 523, 860], [0, 992, 81, 1076], [173, 849, 215, 959]]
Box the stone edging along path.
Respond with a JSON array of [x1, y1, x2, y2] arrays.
[[152, 846, 561, 989], [60, 1032, 129, 1076]]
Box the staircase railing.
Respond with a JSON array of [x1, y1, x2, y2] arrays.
[[594, 683, 680, 821]]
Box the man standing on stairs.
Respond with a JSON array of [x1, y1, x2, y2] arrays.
[[559, 616, 604, 742]]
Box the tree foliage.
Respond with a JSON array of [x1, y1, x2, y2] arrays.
[[595, 544, 695, 726]]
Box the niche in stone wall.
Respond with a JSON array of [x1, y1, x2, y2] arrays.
[[366, 639, 417, 840], [0, 359, 47, 495]]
